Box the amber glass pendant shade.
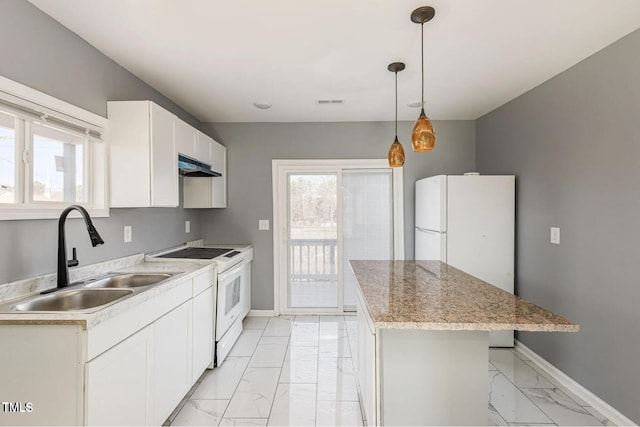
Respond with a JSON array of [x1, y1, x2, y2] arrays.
[[388, 136, 405, 167], [412, 108, 435, 152], [411, 6, 437, 153]]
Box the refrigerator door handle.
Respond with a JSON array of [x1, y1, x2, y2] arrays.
[[416, 226, 440, 233]]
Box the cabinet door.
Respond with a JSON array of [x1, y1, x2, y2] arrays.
[[196, 131, 212, 164], [150, 103, 178, 207], [241, 261, 251, 317], [363, 325, 376, 425], [175, 118, 197, 159], [210, 141, 227, 208], [153, 301, 192, 425], [357, 298, 376, 426], [86, 327, 152, 426], [192, 287, 214, 381]]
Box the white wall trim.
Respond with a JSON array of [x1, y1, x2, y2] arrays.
[[515, 340, 637, 427], [271, 162, 281, 316], [247, 310, 275, 317]]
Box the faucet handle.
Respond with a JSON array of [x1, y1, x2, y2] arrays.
[[67, 247, 79, 267]]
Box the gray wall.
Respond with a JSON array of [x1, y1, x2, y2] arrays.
[[477, 29, 640, 423], [200, 121, 475, 310], [0, 0, 202, 284], [0, 0, 199, 128], [2, 203, 201, 284]]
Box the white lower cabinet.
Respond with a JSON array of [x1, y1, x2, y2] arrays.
[[0, 325, 84, 426], [192, 286, 214, 378], [0, 266, 215, 427], [356, 293, 377, 426], [86, 327, 153, 426], [241, 260, 251, 318], [153, 301, 193, 425], [354, 287, 490, 426], [183, 140, 227, 209]]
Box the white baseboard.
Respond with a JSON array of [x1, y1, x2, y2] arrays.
[[515, 340, 636, 427], [248, 309, 275, 317]]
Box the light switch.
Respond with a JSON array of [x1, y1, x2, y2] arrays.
[[124, 226, 132, 243], [550, 227, 560, 245], [185, 220, 191, 233], [259, 220, 270, 231]]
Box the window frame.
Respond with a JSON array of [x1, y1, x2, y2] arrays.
[[0, 109, 19, 205], [0, 75, 109, 220]]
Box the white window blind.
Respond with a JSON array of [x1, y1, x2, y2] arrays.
[[0, 75, 108, 220]]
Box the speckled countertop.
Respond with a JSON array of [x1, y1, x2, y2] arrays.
[[350, 260, 578, 332], [0, 260, 214, 329]]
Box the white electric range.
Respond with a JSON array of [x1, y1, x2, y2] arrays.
[[152, 244, 253, 367]]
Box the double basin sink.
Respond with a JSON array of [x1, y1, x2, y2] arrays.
[[9, 273, 176, 312]]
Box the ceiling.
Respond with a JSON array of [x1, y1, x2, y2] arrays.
[[29, 0, 640, 123]]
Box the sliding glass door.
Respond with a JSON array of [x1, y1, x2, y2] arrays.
[[288, 173, 339, 309], [273, 160, 403, 315], [341, 169, 393, 310]]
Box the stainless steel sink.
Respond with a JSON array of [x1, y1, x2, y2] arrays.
[[12, 289, 133, 312], [83, 273, 173, 289]]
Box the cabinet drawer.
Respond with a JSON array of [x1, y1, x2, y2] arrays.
[[87, 279, 192, 360], [193, 267, 214, 296]]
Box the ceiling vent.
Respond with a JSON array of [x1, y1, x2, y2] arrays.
[[316, 99, 345, 105]]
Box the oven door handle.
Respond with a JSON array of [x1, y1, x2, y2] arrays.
[[217, 260, 248, 282]]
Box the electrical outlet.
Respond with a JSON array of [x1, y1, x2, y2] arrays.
[[259, 220, 270, 231], [124, 226, 132, 243], [550, 227, 560, 245], [185, 220, 191, 233]]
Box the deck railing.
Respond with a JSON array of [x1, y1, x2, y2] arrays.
[[290, 238, 337, 282]]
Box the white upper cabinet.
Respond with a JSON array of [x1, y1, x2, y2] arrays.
[[108, 101, 179, 207], [175, 118, 197, 159], [183, 139, 227, 209], [196, 131, 212, 164], [210, 140, 227, 208], [109, 100, 225, 209]]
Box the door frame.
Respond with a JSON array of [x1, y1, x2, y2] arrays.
[[272, 159, 404, 316]]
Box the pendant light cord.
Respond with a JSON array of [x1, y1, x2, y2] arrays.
[[421, 22, 424, 108], [395, 70, 398, 138]]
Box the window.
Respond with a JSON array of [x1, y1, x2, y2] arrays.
[[0, 75, 108, 220], [31, 122, 85, 203]]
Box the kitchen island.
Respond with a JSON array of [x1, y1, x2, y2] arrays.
[[350, 260, 578, 426]]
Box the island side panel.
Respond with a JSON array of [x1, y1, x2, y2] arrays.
[[379, 329, 489, 426]]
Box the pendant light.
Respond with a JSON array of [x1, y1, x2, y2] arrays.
[[388, 62, 406, 168], [411, 6, 436, 152]]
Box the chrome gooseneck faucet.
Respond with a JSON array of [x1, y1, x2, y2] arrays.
[[57, 205, 104, 288]]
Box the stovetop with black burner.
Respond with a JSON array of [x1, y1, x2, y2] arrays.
[[157, 247, 240, 259]]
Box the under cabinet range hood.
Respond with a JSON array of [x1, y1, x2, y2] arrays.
[[178, 155, 221, 177]]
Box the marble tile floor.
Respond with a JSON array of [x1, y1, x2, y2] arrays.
[[166, 315, 612, 427]]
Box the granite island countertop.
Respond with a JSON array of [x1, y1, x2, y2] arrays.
[[350, 260, 578, 332]]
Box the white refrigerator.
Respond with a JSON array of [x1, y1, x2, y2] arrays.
[[415, 174, 515, 347]]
